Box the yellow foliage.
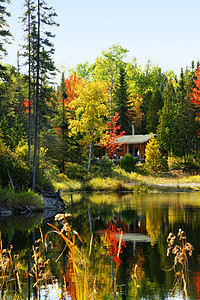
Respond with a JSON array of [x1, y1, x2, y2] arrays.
[[69, 80, 109, 140], [145, 136, 162, 172]]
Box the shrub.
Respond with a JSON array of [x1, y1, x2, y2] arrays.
[[0, 138, 54, 192], [120, 154, 136, 173], [64, 162, 87, 180], [95, 156, 114, 177], [0, 139, 31, 189], [168, 156, 184, 170]]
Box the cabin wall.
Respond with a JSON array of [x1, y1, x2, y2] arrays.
[[116, 142, 147, 160], [103, 142, 148, 161]]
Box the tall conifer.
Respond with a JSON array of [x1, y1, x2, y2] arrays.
[[0, 0, 12, 58], [114, 68, 132, 134], [146, 88, 163, 133]]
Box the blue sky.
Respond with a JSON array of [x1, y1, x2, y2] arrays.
[[3, 0, 200, 82]]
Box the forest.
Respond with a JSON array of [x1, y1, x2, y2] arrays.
[[0, 0, 200, 193]]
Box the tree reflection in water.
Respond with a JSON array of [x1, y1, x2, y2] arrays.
[[103, 220, 126, 298], [0, 192, 200, 299]]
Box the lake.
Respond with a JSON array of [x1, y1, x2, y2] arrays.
[[0, 191, 200, 299]]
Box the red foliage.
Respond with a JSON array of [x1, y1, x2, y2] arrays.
[[103, 112, 125, 157], [65, 73, 80, 105], [105, 220, 126, 266], [191, 68, 200, 108], [193, 272, 200, 299], [53, 126, 61, 135], [190, 69, 200, 136], [56, 73, 80, 121], [190, 69, 200, 116], [65, 272, 77, 299], [21, 99, 32, 114]]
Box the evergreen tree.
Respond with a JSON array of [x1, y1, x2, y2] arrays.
[[146, 88, 163, 133], [175, 69, 190, 159], [157, 80, 177, 154], [139, 90, 152, 134], [180, 67, 200, 158], [21, 0, 59, 189], [0, 0, 12, 58], [114, 68, 132, 134], [22, 0, 59, 83], [0, 65, 28, 149]]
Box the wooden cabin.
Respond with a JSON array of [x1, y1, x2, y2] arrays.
[[115, 123, 155, 162]]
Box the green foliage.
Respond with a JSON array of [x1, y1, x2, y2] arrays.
[[120, 154, 136, 173], [146, 88, 163, 133], [70, 61, 94, 81], [114, 68, 132, 134], [139, 90, 152, 134], [157, 71, 199, 158], [0, 0, 12, 57], [145, 136, 162, 172], [157, 80, 178, 154], [95, 156, 114, 177], [0, 138, 54, 192], [93, 44, 129, 114], [21, 0, 59, 83], [0, 187, 43, 211], [0, 138, 31, 189], [64, 162, 87, 181]]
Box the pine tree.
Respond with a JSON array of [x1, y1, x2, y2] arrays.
[[146, 88, 163, 133], [114, 68, 132, 134], [175, 68, 198, 159], [139, 90, 152, 134], [0, 0, 12, 58], [157, 80, 177, 154], [21, 0, 59, 189]]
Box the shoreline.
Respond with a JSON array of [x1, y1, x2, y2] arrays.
[[0, 172, 199, 216]]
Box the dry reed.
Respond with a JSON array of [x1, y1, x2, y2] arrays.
[[165, 229, 194, 299], [0, 232, 22, 298], [46, 213, 97, 300]]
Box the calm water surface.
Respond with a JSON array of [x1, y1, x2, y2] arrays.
[[1, 192, 200, 299]]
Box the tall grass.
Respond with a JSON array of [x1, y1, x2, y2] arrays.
[[46, 213, 95, 300], [0, 232, 22, 298]]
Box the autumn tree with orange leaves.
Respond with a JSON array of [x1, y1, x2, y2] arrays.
[[56, 73, 80, 127], [190, 68, 200, 122]]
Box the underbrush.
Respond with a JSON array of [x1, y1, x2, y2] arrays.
[[53, 174, 82, 192], [0, 187, 43, 211], [53, 162, 200, 193], [53, 166, 149, 193]]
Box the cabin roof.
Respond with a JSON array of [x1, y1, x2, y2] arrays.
[[116, 134, 155, 144]]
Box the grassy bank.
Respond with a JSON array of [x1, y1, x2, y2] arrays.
[[1, 168, 199, 213], [0, 187, 43, 212], [53, 167, 200, 193]]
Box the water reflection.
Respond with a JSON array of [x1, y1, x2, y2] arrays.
[[0, 192, 200, 299]]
